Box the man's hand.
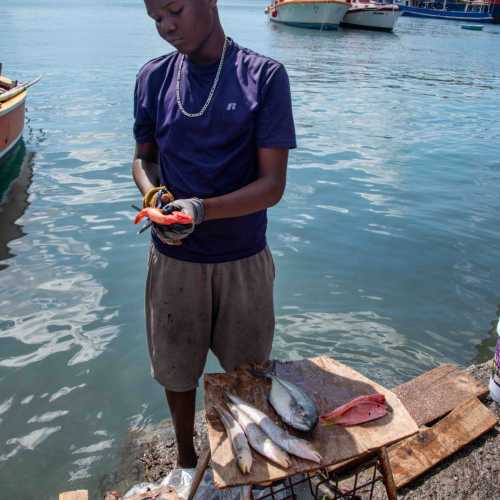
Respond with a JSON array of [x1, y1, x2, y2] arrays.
[[143, 186, 174, 209], [153, 198, 204, 243]]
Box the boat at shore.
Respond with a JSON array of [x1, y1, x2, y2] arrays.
[[0, 65, 40, 163], [341, 0, 401, 30], [398, 0, 500, 23], [265, 0, 350, 30]]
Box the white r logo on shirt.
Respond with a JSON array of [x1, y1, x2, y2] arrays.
[[226, 103, 237, 111]]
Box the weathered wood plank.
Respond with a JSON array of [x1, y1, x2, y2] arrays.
[[205, 356, 418, 488], [389, 397, 497, 489], [59, 491, 88, 500], [103, 486, 178, 499], [188, 446, 211, 500], [392, 364, 488, 426]]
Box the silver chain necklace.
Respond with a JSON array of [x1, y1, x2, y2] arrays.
[[176, 37, 229, 118]]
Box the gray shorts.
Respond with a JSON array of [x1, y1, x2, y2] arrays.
[[145, 245, 275, 391]]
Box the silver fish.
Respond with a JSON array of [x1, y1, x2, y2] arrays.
[[268, 375, 319, 432], [226, 400, 292, 469], [227, 393, 322, 464], [214, 405, 253, 474]]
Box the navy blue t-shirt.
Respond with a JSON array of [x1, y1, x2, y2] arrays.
[[133, 40, 296, 263]]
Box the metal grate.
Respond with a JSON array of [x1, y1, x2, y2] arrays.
[[249, 452, 389, 500]]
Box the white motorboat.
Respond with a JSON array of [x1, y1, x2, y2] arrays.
[[341, 0, 400, 31], [265, 0, 350, 30]]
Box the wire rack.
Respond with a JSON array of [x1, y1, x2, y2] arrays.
[[250, 449, 394, 500]]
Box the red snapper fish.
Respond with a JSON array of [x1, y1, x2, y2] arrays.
[[320, 393, 387, 426], [134, 207, 192, 226]]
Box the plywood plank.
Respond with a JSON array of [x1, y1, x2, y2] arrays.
[[392, 364, 488, 426], [205, 356, 418, 488], [105, 486, 179, 500], [59, 491, 88, 500], [389, 397, 497, 489]]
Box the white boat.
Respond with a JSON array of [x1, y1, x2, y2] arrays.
[[265, 0, 350, 30], [341, 0, 401, 30]]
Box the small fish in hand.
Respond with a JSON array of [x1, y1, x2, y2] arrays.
[[134, 207, 192, 226]]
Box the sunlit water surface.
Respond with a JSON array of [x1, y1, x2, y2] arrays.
[[0, 1, 499, 498]]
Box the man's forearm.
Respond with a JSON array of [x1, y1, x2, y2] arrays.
[[132, 158, 161, 196], [203, 176, 284, 221]]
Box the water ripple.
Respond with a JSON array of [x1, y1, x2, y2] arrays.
[[274, 311, 447, 385], [0, 427, 62, 462], [1, 4, 500, 499]]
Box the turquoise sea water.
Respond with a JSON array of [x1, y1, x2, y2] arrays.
[[0, 1, 499, 498]]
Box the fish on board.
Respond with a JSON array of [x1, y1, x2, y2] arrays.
[[268, 374, 319, 432], [226, 400, 292, 469], [213, 405, 253, 474], [320, 393, 387, 426], [226, 393, 322, 464], [251, 365, 319, 432]]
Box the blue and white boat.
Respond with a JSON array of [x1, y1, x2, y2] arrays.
[[397, 0, 497, 23]]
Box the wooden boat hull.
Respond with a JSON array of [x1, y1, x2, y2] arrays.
[[267, 0, 350, 30], [342, 5, 401, 31], [0, 91, 26, 162]]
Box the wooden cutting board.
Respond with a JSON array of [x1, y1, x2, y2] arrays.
[[205, 356, 419, 488]]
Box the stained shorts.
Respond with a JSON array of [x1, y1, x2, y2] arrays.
[[145, 245, 275, 391]]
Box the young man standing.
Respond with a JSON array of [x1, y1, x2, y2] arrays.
[[133, 0, 295, 481]]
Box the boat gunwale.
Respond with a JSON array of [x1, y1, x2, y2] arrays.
[[271, 0, 349, 7], [0, 91, 26, 118], [346, 6, 400, 13]]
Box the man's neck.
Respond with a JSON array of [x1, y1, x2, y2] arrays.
[[187, 25, 226, 65]]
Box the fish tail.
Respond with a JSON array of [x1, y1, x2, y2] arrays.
[[222, 390, 232, 404], [134, 210, 147, 224]]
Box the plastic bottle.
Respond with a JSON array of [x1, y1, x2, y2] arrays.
[[488, 318, 500, 403]]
